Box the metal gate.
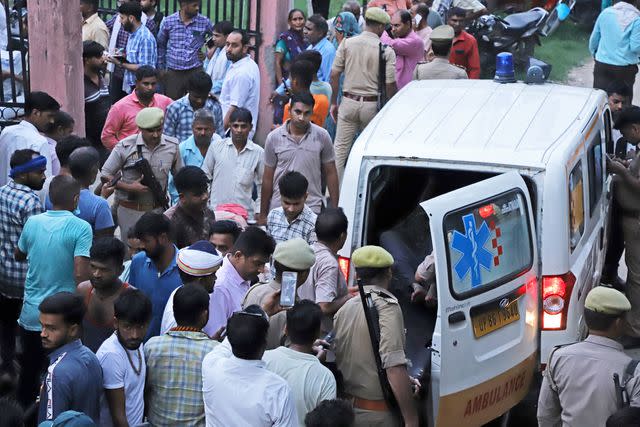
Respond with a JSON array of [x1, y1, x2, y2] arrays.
[[99, 0, 262, 61], [0, 1, 28, 128]]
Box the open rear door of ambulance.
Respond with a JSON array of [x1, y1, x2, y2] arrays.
[[420, 171, 539, 427]]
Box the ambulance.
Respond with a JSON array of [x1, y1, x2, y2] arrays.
[[337, 79, 611, 425]]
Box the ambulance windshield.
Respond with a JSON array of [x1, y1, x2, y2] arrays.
[[443, 190, 533, 298]]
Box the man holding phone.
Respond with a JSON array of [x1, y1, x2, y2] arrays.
[[242, 238, 316, 349]]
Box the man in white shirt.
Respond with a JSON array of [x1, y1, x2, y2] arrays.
[[219, 30, 260, 138], [205, 20, 233, 96], [202, 305, 299, 426], [263, 301, 337, 425], [96, 289, 151, 427], [201, 107, 264, 220], [160, 240, 223, 335], [0, 91, 60, 186]]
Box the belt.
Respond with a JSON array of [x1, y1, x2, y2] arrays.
[[119, 200, 156, 212], [348, 396, 389, 412], [343, 92, 378, 102]]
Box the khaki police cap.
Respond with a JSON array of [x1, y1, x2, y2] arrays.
[[135, 107, 164, 129], [365, 7, 391, 25], [273, 238, 316, 271], [430, 25, 455, 43], [352, 245, 394, 268], [585, 286, 631, 315]]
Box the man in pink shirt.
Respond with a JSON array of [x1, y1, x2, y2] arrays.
[[381, 10, 425, 89], [101, 66, 172, 150], [368, 0, 412, 16]]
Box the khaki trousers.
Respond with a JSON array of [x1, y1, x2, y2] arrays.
[[623, 214, 640, 336], [117, 205, 147, 242], [334, 96, 378, 181]]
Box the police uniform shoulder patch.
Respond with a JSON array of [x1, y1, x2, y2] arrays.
[[453, 63, 467, 70], [369, 288, 398, 303], [163, 135, 180, 145]]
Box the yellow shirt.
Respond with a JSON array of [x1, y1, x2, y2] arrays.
[[82, 13, 109, 49]]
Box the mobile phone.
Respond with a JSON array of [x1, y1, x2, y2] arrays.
[[321, 331, 335, 349], [107, 171, 122, 187], [280, 271, 297, 308]]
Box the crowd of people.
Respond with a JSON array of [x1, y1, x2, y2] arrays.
[[0, 1, 471, 425], [8, 0, 640, 425]]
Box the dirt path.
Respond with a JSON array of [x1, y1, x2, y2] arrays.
[[565, 57, 640, 100]]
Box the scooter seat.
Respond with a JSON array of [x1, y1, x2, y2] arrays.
[[503, 8, 547, 32]]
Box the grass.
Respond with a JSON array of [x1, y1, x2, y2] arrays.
[[532, 21, 591, 82]]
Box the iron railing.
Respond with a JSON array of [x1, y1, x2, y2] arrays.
[[98, 0, 261, 62], [0, 0, 28, 127]]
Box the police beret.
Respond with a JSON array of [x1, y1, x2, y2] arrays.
[[273, 238, 316, 271], [585, 286, 631, 315], [177, 241, 222, 277], [135, 107, 164, 129], [614, 105, 640, 130], [430, 25, 455, 43], [365, 7, 391, 25], [352, 245, 394, 268]]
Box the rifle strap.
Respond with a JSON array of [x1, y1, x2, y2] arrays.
[[136, 144, 144, 160]]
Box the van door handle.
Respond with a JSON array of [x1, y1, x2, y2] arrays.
[[448, 311, 465, 324]]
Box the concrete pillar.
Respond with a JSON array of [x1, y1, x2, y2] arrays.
[[28, 0, 85, 135], [254, 0, 290, 145]]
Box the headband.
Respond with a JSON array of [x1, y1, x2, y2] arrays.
[[9, 155, 47, 178]]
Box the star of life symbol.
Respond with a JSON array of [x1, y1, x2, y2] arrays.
[[450, 213, 493, 288]]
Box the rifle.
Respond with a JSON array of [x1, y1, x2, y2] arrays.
[[614, 359, 640, 408], [378, 42, 388, 112], [357, 278, 402, 421], [123, 145, 169, 210]]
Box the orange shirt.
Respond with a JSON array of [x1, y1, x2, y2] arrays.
[[283, 93, 330, 127]]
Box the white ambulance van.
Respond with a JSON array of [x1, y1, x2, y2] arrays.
[[337, 79, 611, 425]]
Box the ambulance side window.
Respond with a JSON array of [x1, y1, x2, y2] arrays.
[[569, 161, 585, 252], [587, 133, 604, 216]]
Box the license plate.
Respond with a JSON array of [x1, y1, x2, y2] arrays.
[[471, 300, 520, 338]]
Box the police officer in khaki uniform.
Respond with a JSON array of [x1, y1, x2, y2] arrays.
[[242, 238, 316, 349], [333, 246, 419, 427], [329, 7, 397, 182], [101, 107, 183, 240], [608, 106, 640, 342], [413, 25, 467, 81], [538, 286, 640, 426]]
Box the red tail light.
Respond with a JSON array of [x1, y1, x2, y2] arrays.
[[338, 256, 350, 282], [541, 272, 576, 330]]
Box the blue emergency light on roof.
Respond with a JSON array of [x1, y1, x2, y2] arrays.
[[494, 52, 516, 84]]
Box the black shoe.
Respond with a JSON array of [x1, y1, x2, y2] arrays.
[[620, 335, 640, 349], [601, 275, 626, 292]]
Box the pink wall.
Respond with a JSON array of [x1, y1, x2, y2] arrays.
[[28, 0, 85, 136], [254, 0, 290, 145]]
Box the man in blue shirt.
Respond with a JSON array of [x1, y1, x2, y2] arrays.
[[168, 108, 222, 204], [37, 292, 102, 424], [304, 14, 336, 82], [68, 147, 115, 237], [107, 2, 157, 94], [16, 175, 92, 407], [128, 212, 181, 338], [589, 0, 640, 101], [163, 70, 224, 142], [157, 0, 213, 100]]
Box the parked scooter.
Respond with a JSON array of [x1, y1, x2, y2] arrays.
[[467, 7, 548, 78]]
